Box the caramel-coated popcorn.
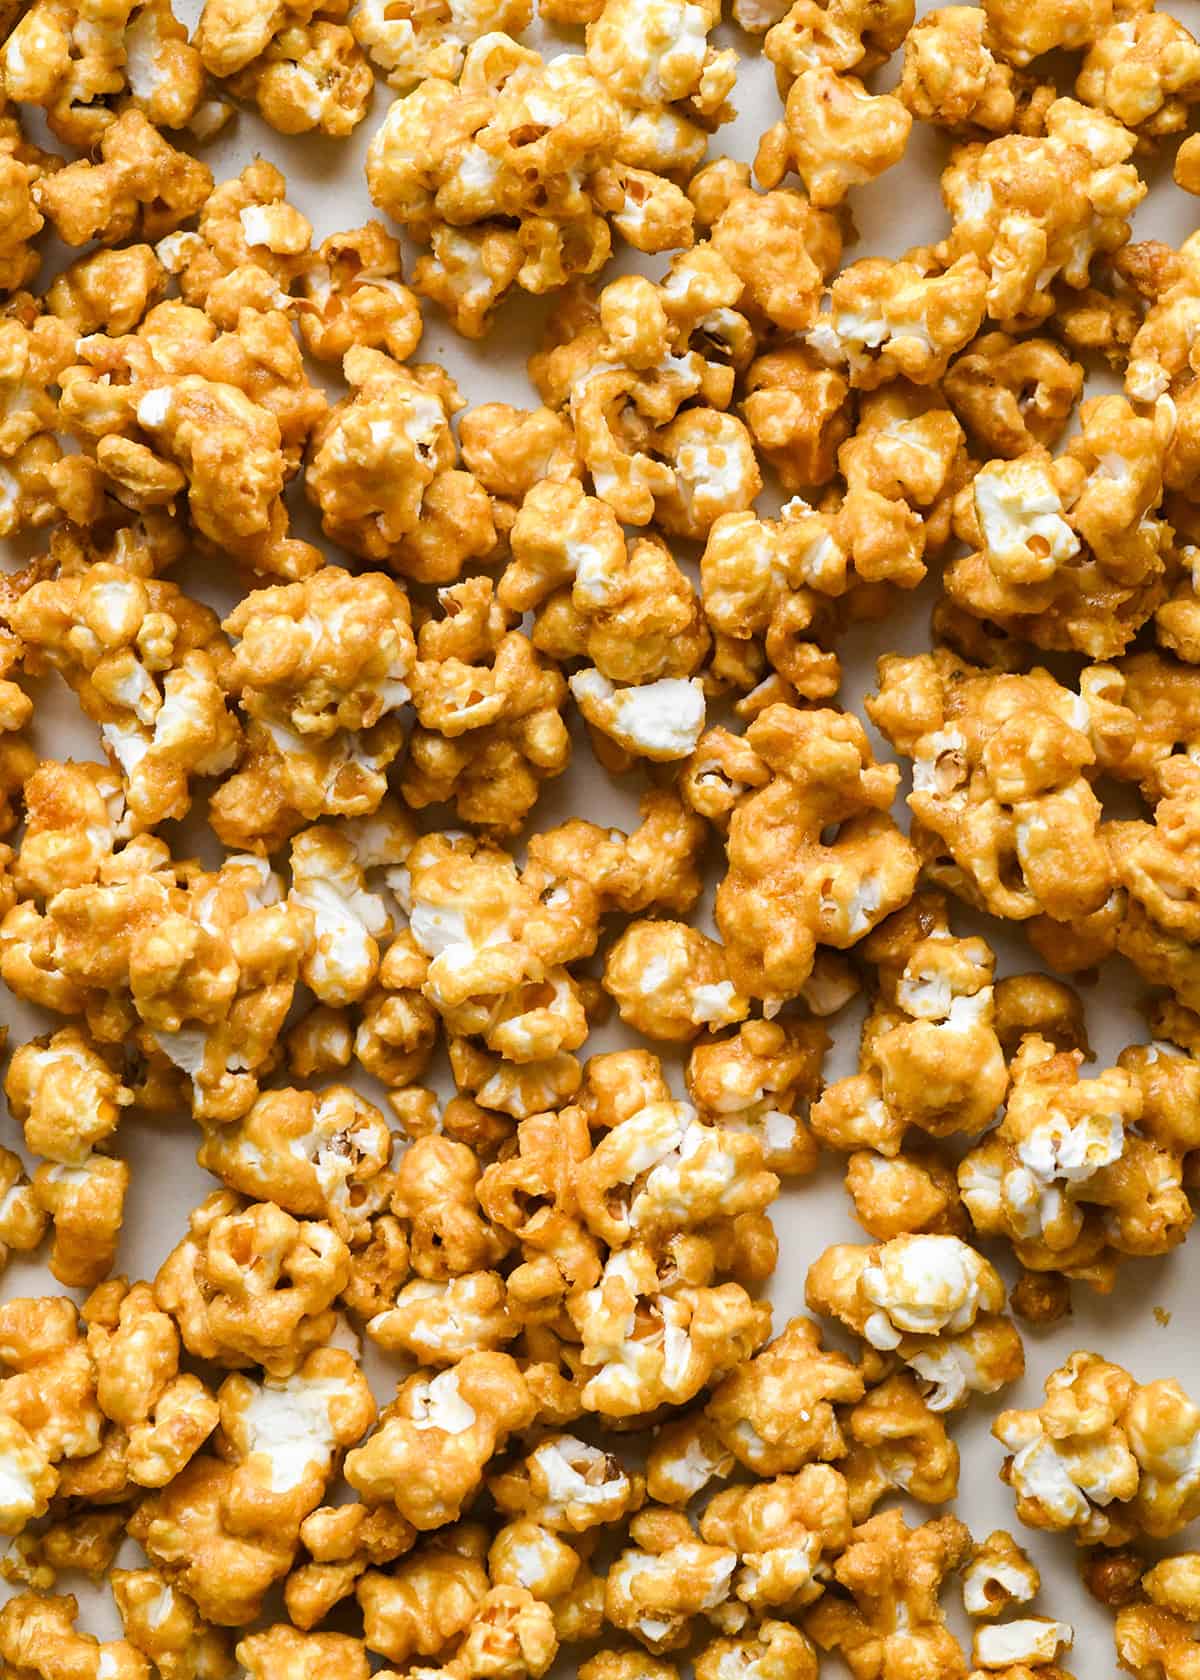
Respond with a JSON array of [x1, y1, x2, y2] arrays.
[[996, 1351, 1200, 1544]]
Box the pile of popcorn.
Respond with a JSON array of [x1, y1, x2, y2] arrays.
[[4, 0, 1200, 1671]]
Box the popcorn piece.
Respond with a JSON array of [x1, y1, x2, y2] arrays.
[[605, 1507, 737, 1653], [34, 110, 212, 248], [962, 1531, 1041, 1619], [357, 1523, 489, 1663], [491, 1434, 643, 1532], [867, 649, 1113, 927], [982, 0, 1111, 65], [995, 1350, 1200, 1543], [285, 1503, 415, 1630], [898, 8, 1020, 134], [236, 1626, 370, 1680], [714, 703, 920, 1000], [1, 0, 205, 147], [1076, 9, 1200, 138], [344, 1352, 536, 1528], [755, 69, 911, 208], [0, 1413, 57, 1536], [763, 0, 914, 82], [0, 1151, 47, 1275], [699, 1462, 851, 1616], [944, 333, 1083, 460], [299, 222, 423, 363], [198, 1085, 393, 1243], [1114, 1598, 1200, 1680], [366, 1270, 515, 1364], [6, 1028, 130, 1167], [973, 1620, 1073, 1670], [942, 99, 1146, 331], [85, 1279, 218, 1487], [10, 565, 240, 831], [33, 1154, 130, 1289], [602, 925, 747, 1041], [706, 1316, 864, 1475], [225, 20, 373, 136], [946, 395, 1174, 659], [646, 1416, 733, 1506], [812, 893, 1008, 1155], [807, 1235, 1024, 1410], [845, 1149, 967, 1240], [961, 1033, 1193, 1293], [805, 1509, 972, 1680], [155, 1192, 351, 1376], [696, 1623, 819, 1680], [352, 0, 532, 89], [129, 1454, 299, 1625], [740, 346, 851, 492], [0, 1594, 149, 1680], [217, 1348, 376, 1537], [842, 1371, 959, 1515], [568, 1242, 772, 1417], [809, 251, 988, 393], [687, 1017, 827, 1176]]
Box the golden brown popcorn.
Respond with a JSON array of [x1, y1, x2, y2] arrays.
[[285, 1503, 415, 1629], [34, 109, 211, 248], [898, 8, 1019, 134], [995, 1350, 1200, 1544], [0, 1593, 149, 1680], [695, 1622, 818, 1680], [689, 163, 843, 336], [960, 1035, 1192, 1295], [129, 1454, 299, 1625], [0, 1150, 47, 1276], [812, 894, 1008, 1156], [352, 0, 530, 89], [981, 0, 1110, 64], [0, 308, 78, 541], [366, 1269, 515, 1364], [806, 254, 988, 390], [971, 1619, 1074, 1671], [705, 1315, 864, 1475], [345, 1351, 535, 1528], [605, 1507, 737, 1653], [0, 1412, 58, 1537], [713, 703, 920, 1002], [807, 1235, 1024, 1411], [686, 1017, 827, 1176], [236, 1626, 371, 1680], [844, 1148, 967, 1241], [568, 1242, 772, 1417], [806, 1509, 971, 1679], [602, 924, 747, 1042], [198, 1085, 393, 1244], [155, 1192, 351, 1376], [11, 565, 240, 831], [299, 222, 422, 363], [6, 1028, 130, 1167], [217, 1348, 375, 1540], [33, 1153, 130, 1289], [0, 1296, 105, 1484], [944, 333, 1083, 460], [1115, 1599, 1200, 1680], [644, 1415, 733, 1507], [740, 346, 852, 492], [867, 649, 1113, 928], [946, 394, 1173, 658], [841, 1372, 959, 1516], [404, 601, 569, 835], [0, 0, 206, 147], [1076, 8, 1200, 138], [762, 0, 912, 84], [58, 307, 323, 582], [156, 160, 315, 307], [698, 1462, 851, 1617], [755, 69, 911, 209], [307, 347, 491, 578], [962, 1530, 1040, 1620], [0, 108, 51, 298], [112, 1566, 236, 1680], [491, 1434, 644, 1531], [942, 99, 1146, 332], [84, 1278, 218, 1488], [357, 1522, 489, 1663], [1176, 133, 1200, 194], [225, 19, 374, 136], [579, 1655, 680, 1680]]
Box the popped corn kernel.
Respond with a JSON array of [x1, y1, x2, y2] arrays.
[[941, 99, 1146, 331], [0, 1593, 149, 1680], [995, 1349, 1200, 1543], [705, 1316, 864, 1475], [344, 1352, 535, 1528], [605, 1507, 737, 1653], [867, 649, 1113, 926], [1076, 9, 1200, 138], [34, 109, 212, 248], [898, 8, 1019, 135], [687, 1017, 827, 1176], [299, 222, 423, 363], [755, 69, 911, 209], [962, 1531, 1040, 1620], [944, 333, 1083, 460], [807, 1235, 1024, 1410], [804, 1509, 972, 1680], [982, 0, 1110, 64], [698, 1462, 851, 1615], [602, 924, 747, 1042], [842, 1371, 959, 1515], [155, 1192, 351, 1376], [808, 253, 988, 390], [714, 703, 920, 1000], [226, 21, 374, 137]]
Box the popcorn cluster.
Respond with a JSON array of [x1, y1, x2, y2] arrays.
[[4, 0, 1200, 1671]]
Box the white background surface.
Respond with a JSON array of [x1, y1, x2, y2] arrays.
[[7, 1, 1200, 1669]]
